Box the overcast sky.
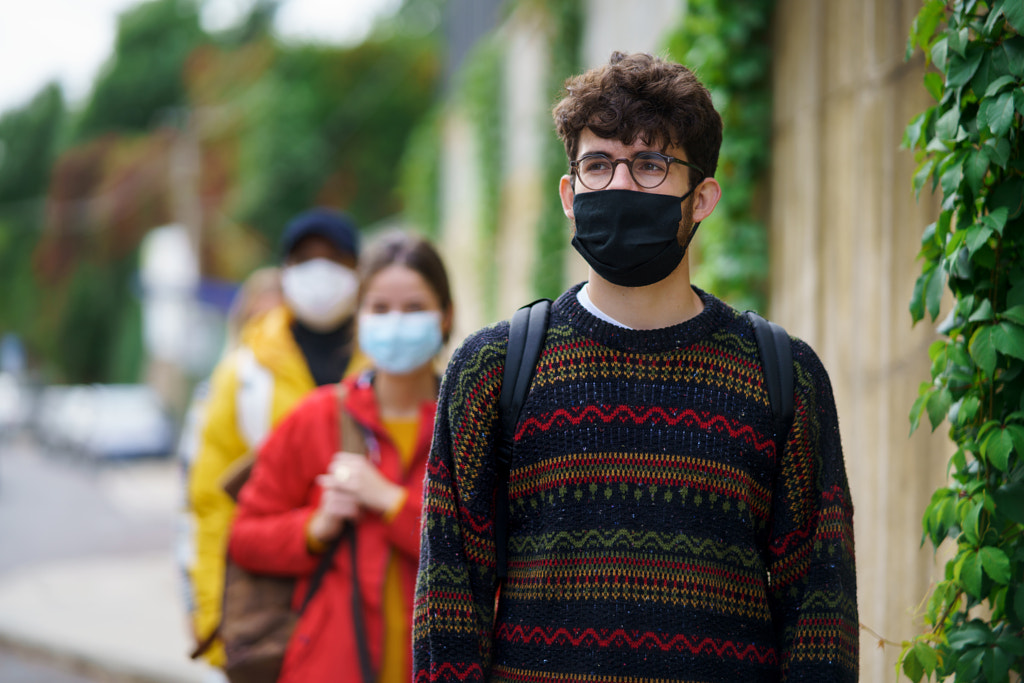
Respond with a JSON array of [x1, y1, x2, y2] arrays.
[[0, 0, 402, 115]]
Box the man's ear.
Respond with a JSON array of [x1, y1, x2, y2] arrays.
[[559, 175, 576, 223], [441, 305, 455, 341], [691, 177, 722, 223]]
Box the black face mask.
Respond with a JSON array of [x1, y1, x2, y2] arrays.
[[571, 188, 698, 288]]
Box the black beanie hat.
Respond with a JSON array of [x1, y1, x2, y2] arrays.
[[279, 208, 360, 260]]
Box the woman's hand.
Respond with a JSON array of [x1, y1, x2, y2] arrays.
[[328, 451, 405, 515], [307, 461, 361, 545]]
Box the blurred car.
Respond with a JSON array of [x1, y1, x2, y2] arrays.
[[31, 384, 176, 460], [0, 372, 29, 434]]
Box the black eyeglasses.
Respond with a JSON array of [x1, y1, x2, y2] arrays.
[[569, 151, 704, 191]]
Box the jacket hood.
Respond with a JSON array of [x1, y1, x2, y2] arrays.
[[239, 305, 313, 387]]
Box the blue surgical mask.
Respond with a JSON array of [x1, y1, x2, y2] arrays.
[[358, 311, 443, 374]]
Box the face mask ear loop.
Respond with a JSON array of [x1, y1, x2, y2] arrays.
[[676, 178, 705, 256]]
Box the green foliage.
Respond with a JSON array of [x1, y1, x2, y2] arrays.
[[232, 33, 441, 242], [665, 0, 774, 312], [454, 35, 505, 317], [74, 0, 207, 139], [532, 0, 582, 302], [56, 258, 143, 384], [900, 1, 1024, 680], [0, 84, 65, 206], [0, 84, 66, 364], [399, 106, 444, 239]]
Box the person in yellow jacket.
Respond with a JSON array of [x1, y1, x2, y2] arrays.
[[186, 208, 366, 674]]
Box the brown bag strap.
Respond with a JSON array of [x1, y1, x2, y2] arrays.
[[298, 384, 363, 612], [334, 383, 376, 683]]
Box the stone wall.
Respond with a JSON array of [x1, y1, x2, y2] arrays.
[[771, 0, 949, 678]]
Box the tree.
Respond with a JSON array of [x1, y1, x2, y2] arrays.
[[0, 83, 67, 366], [73, 0, 207, 139]]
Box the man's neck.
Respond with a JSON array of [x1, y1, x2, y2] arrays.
[[586, 266, 703, 330]]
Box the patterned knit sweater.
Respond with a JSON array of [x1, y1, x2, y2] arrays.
[[413, 284, 858, 683]]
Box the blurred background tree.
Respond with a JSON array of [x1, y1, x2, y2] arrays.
[[0, 0, 442, 387]]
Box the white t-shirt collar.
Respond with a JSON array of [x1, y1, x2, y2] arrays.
[[576, 283, 633, 330]]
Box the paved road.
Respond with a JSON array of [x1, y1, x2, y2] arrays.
[[0, 644, 112, 683], [0, 431, 191, 682]]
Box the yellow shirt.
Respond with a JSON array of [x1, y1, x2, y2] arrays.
[[379, 415, 418, 683]]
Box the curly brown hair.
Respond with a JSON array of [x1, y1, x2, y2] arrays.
[[553, 52, 722, 187]]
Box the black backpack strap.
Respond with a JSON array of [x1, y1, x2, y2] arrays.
[[494, 298, 551, 579], [743, 311, 794, 453]]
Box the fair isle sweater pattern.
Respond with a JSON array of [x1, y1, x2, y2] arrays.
[[413, 284, 858, 683]]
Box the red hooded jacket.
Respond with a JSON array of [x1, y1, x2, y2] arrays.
[[229, 373, 434, 682]]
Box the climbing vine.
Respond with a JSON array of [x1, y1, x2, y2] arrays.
[[531, 0, 582, 302], [900, 1, 1024, 680], [665, 0, 775, 313]]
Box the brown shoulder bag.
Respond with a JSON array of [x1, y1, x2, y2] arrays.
[[192, 385, 365, 683]]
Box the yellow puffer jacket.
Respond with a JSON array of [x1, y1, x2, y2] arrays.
[[186, 305, 362, 666]]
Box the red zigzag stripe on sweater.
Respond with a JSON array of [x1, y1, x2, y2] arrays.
[[414, 662, 484, 682], [496, 624, 778, 664], [516, 405, 776, 453]]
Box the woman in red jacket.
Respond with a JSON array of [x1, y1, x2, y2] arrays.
[[229, 230, 453, 683]]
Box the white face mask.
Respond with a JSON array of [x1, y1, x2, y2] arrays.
[[358, 311, 443, 375], [281, 258, 358, 332]]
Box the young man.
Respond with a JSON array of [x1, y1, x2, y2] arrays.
[[186, 207, 366, 674], [412, 52, 858, 682]]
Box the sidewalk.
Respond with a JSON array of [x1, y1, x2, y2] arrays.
[[0, 550, 211, 683], [0, 435, 215, 683]]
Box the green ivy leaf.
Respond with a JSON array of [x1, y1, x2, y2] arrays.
[[982, 207, 1010, 235], [923, 71, 943, 100], [1005, 0, 1024, 33], [1003, 305, 1024, 325], [935, 106, 961, 141], [959, 549, 985, 597], [956, 646, 985, 680], [913, 158, 938, 196], [1005, 423, 1024, 457], [913, 641, 938, 675], [984, 136, 1011, 167], [992, 321, 1024, 360], [948, 26, 968, 57], [970, 326, 998, 378], [982, 646, 1013, 683], [901, 648, 924, 682], [959, 394, 981, 423], [927, 387, 952, 431], [939, 151, 965, 195], [995, 629, 1024, 657], [984, 428, 1014, 471], [931, 35, 949, 71], [984, 91, 1016, 136], [969, 298, 995, 322], [947, 44, 985, 89], [904, 112, 928, 149], [949, 621, 995, 649], [964, 150, 990, 196], [926, 264, 945, 321], [993, 482, 1024, 525], [980, 546, 1011, 583], [910, 392, 928, 434], [983, 74, 1017, 97]]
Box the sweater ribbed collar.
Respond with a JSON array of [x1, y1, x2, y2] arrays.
[[555, 282, 731, 354]]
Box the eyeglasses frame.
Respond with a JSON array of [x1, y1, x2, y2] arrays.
[[569, 151, 705, 191]]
